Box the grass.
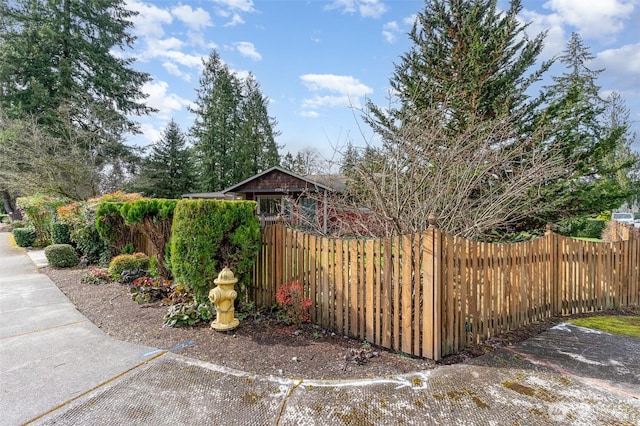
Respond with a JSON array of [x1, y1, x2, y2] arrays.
[[569, 315, 640, 338]]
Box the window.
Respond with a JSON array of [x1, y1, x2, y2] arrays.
[[257, 196, 291, 216]]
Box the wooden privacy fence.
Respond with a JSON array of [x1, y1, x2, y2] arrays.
[[249, 223, 640, 361]]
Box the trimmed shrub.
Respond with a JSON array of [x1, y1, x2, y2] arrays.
[[96, 198, 177, 278], [13, 228, 37, 247], [107, 253, 150, 281], [44, 244, 79, 268], [169, 199, 261, 303], [51, 222, 72, 245], [57, 193, 141, 266]]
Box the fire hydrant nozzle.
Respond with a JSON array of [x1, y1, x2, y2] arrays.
[[208, 268, 240, 331]]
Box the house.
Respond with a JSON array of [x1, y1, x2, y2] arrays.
[[183, 166, 346, 233]]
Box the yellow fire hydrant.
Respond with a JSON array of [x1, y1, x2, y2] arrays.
[[208, 267, 240, 331]]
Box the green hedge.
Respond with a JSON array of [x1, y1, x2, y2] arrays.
[[45, 244, 78, 268], [170, 199, 261, 303], [107, 253, 150, 281], [50, 222, 72, 245], [13, 228, 36, 247], [96, 199, 178, 277]]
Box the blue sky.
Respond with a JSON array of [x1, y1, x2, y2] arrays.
[[123, 0, 640, 163]]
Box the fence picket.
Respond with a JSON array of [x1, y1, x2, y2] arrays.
[[248, 224, 638, 361]]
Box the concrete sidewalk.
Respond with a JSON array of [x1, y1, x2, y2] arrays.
[[1, 231, 639, 425]]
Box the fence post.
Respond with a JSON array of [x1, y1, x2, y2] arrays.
[[428, 214, 442, 361], [274, 216, 284, 293], [546, 224, 560, 316]]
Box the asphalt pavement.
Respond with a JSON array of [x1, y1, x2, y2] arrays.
[[1, 231, 639, 425]]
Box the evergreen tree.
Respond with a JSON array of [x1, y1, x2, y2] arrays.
[[0, 0, 153, 197], [236, 74, 281, 179], [190, 51, 280, 192], [368, 0, 550, 137], [538, 33, 639, 222], [601, 92, 640, 207], [0, 0, 153, 137], [189, 51, 243, 192], [131, 120, 196, 199]]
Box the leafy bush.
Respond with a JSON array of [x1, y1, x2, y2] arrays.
[[9, 220, 28, 229], [117, 268, 148, 285], [58, 192, 143, 266], [57, 201, 109, 264], [276, 281, 312, 326], [81, 268, 110, 285], [575, 220, 606, 239], [170, 199, 261, 303], [130, 276, 172, 304], [44, 244, 79, 268], [13, 227, 37, 247], [16, 195, 68, 246], [50, 222, 72, 245], [107, 253, 149, 281], [164, 300, 213, 327], [0, 214, 9, 223]]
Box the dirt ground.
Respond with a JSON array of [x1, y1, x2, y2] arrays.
[[41, 265, 636, 380]]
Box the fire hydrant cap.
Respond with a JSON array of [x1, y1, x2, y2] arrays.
[[214, 267, 238, 285]]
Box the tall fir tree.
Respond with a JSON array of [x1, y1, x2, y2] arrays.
[[367, 0, 550, 137], [131, 120, 196, 199], [190, 51, 280, 192], [537, 33, 638, 223], [237, 74, 281, 179], [601, 92, 640, 207], [0, 0, 153, 198], [189, 51, 243, 192], [0, 0, 153, 137]]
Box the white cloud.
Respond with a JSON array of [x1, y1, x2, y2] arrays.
[[126, 0, 172, 38], [235, 41, 261, 61], [142, 81, 192, 119], [299, 110, 320, 118], [212, 0, 255, 13], [224, 13, 246, 27], [301, 74, 373, 97], [147, 37, 185, 52], [519, 9, 566, 59], [382, 14, 415, 44], [358, 0, 388, 18], [325, 0, 388, 18], [139, 123, 164, 145], [593, 43, 640, 89], [172, 5, 212, 31], [300, 74, 373, 112], [162, 51, 204, 68], [382, 21, 400, 43], [162, 61, 191, 81], [542, 0, 635, 39], [211, 0, 253, 25]]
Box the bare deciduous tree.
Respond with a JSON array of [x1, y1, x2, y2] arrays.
[[323, 106, 568, 240]]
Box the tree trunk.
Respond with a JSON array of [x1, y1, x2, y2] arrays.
[[2, 190, 23, 220]]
